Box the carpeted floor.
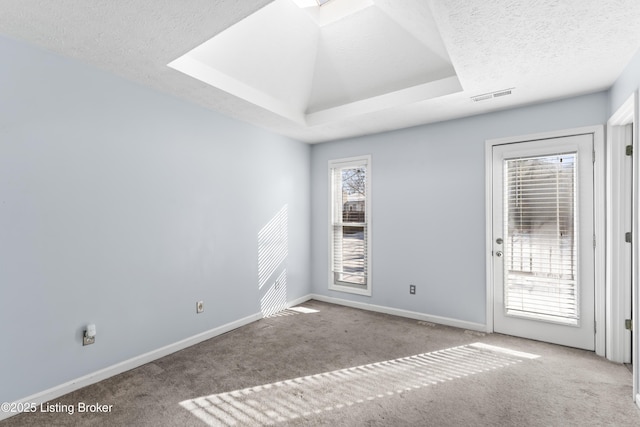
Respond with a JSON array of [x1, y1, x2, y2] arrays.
[[3, 300, 639, 426]]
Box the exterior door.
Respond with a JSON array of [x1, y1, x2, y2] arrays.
[[492, 134, 595, 350]]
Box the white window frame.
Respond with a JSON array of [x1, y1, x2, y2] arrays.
[[328, 155, 372, 296]]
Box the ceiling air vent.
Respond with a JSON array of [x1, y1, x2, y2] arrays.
[[471, 88, 514, 102]]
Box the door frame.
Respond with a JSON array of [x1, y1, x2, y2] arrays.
[[608, 91, 639, 406], [484, 125, 605, 357], [606, 96, 634, 364]]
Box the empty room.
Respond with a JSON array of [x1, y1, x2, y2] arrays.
[[2, 0, 640, 425]]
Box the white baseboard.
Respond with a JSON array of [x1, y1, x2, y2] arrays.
[[1, 294, 319, 421], [636, 394, 640, 410], [285, 294, 314, 308], [308, 294, 486, 332], [2, 293, 481, 422], [1, 310, 268, 421]]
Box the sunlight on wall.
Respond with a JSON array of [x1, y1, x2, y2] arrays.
[[260, 269, 288, 318], [258, 205, 288, 290], [180, 343, 539, 425], [258, 205, 289, 317]]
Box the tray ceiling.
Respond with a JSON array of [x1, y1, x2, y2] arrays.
[[0, 0, 639, 143]]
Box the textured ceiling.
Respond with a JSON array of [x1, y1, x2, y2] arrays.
[[0, 0, 639, 143]]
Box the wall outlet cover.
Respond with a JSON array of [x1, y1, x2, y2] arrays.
[[196, 301, 204, 313]]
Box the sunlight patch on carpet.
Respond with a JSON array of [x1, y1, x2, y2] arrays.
[[180, 343, 539, 426]]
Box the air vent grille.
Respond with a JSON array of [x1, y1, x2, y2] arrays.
[[492, 89, 512, 98], [471, 88, 514, 102]]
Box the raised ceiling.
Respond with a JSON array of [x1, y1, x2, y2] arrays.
[[0, 0, 639, 143], [169, 0, 462, 126]]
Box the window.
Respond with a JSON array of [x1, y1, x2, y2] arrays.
[[504, 153, 579, 324], [329, 155, 371, 295]]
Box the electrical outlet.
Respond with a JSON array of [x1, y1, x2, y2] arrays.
[[196, 301, 204, 313], [83, 324, 96, 346], [409, 284, 416, 295]]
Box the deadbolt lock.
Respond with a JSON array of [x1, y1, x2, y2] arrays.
[[496, 238, 503, 245]]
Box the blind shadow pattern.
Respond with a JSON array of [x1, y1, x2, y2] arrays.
[[258, 205, 288, 291], [180, 343, 539, 426], [258, 206, 288, 317], [260, 269, 287, 318]]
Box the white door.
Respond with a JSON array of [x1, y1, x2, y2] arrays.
[[492, 134, 595, 350]]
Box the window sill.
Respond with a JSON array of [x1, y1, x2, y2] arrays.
[[329, 283, 371, 296]]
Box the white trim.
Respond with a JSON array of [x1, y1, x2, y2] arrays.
[[606, 95, 635, 363], [283, 294, 315, 308], [1, 292, 488, 422], [485, 125, 603, 147], [594, 125, 606, 357], [608, 91, 639, 403], [328, 283, 372, 296], [485, 139, 495, 333], [328, 155, 372, 297], [485, 125, 605, 356], [632, 90, 640, 404], [306, 76, 462, 126], [610, 94, 636, 125], [0, 295, 315, 422], [310, 294, 486, 332]]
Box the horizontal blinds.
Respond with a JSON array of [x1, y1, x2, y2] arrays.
[[332, 225, 367, 285], [503, 153, 578, 324], [332, 164, 367, 286]]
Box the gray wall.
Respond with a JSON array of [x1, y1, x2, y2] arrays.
[[310, 92, 608, 325], [2, 30, 629, 405], [0, 35, 310, 403]]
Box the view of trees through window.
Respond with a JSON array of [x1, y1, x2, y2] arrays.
[[341, 167, 366, 222], [332, 164, 367, 287]]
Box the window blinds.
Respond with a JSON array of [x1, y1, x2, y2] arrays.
[[503, 153, 579, 325], [331, 164, 367, 286]]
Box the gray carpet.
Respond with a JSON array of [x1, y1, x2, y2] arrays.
[[3, 300, 639, 426]]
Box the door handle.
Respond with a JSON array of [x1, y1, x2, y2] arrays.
[[495, 251, 503, 257]]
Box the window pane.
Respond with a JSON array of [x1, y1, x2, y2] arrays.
[[340, 167, 366, 223], [334, 225, 366, 285], [329, 156, 370, 293], [504, 153, 578, 325]]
